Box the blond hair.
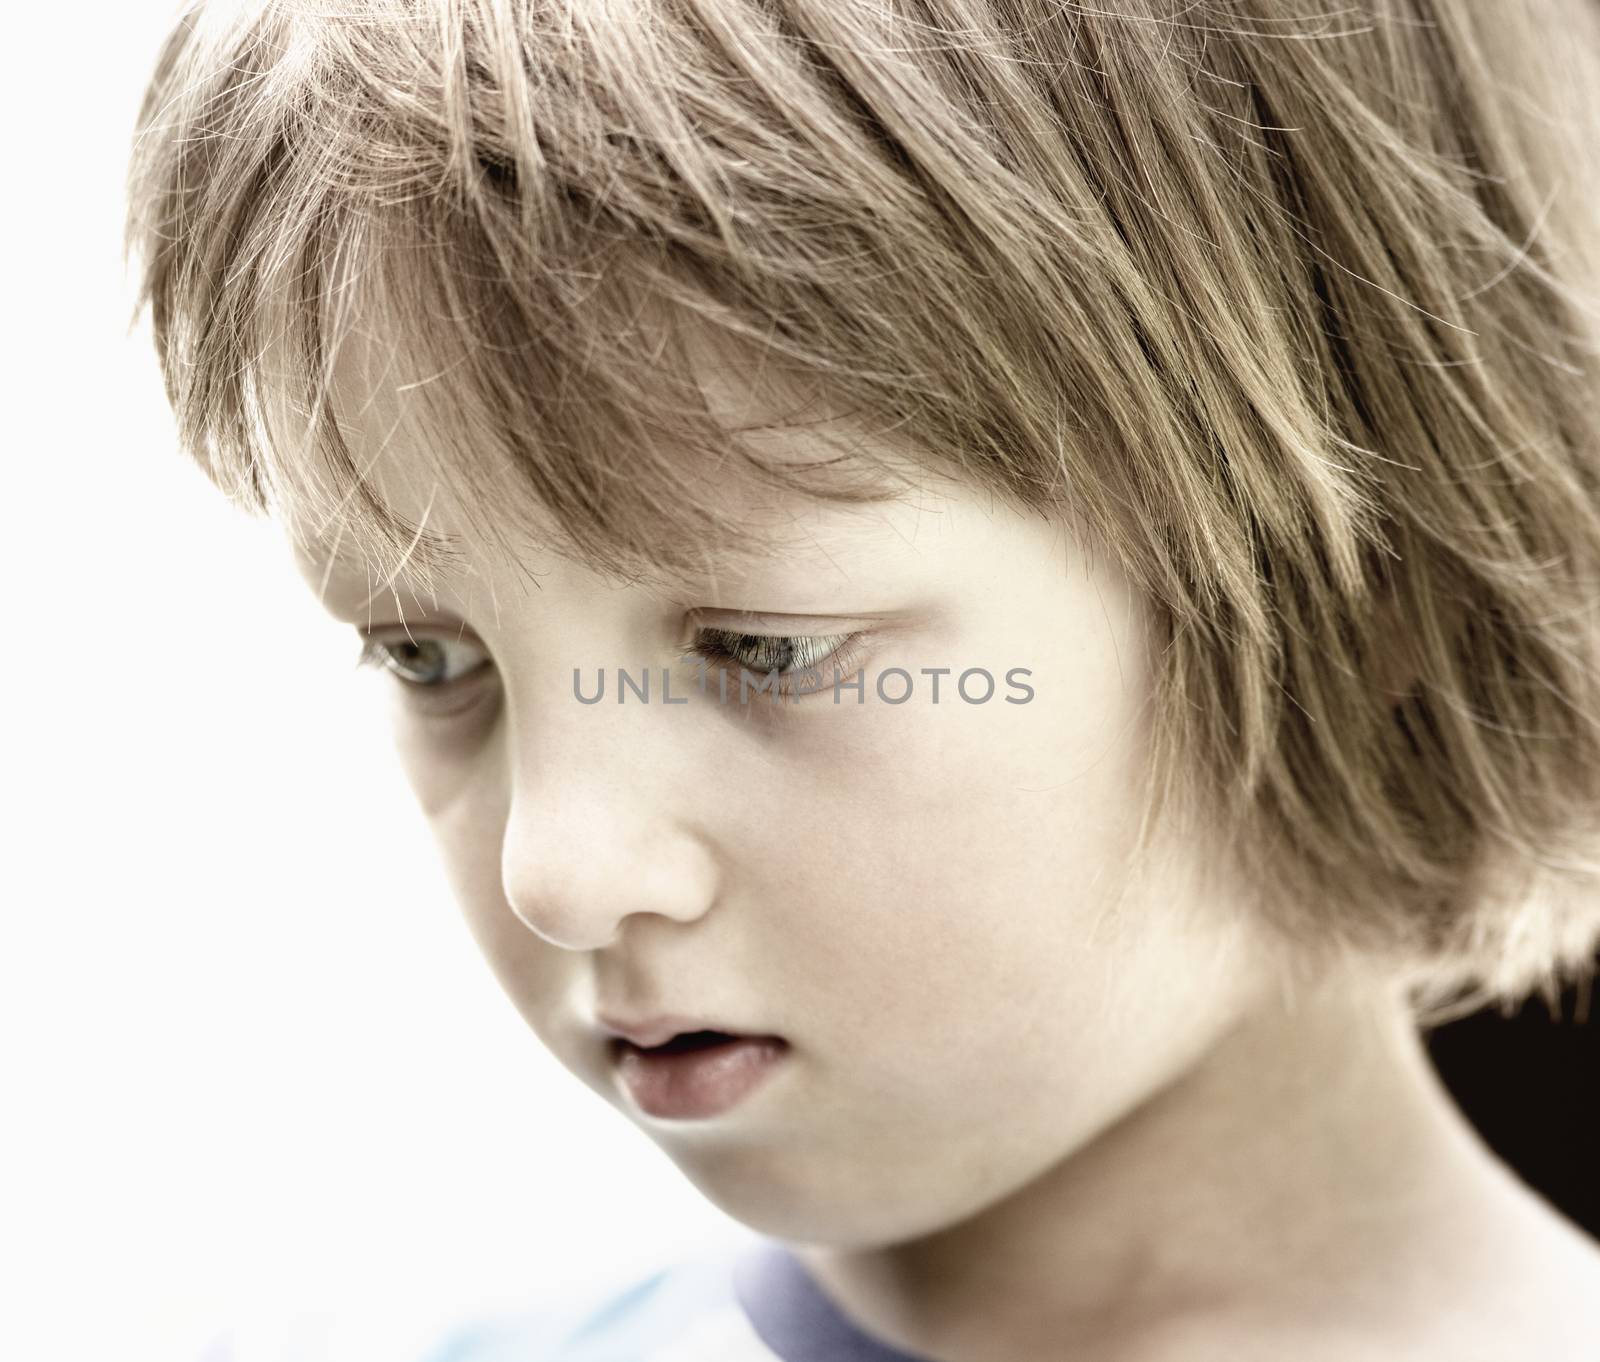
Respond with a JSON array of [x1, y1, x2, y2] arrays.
[[128, 0, 1600, 1020]]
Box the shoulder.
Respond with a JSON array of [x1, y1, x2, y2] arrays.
[[413, 1241, 784, 1362]]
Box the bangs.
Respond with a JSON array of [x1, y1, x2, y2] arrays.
[[129, 0, 1039, 602], [266, 225, 929, 602]]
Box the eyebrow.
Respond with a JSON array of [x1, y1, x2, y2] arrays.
[[310, 509, 470, 569], [301, 478, 926, 622], [392, 524, 467, 575], [298, 517, 472, 617]]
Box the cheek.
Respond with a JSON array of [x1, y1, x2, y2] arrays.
[[743, 650, 1222, 1117], [739, 687, 1265, 1222], [390, 715, 567, 1024], [388, 698, 497, 819], [750, 683, 1151, 1019]]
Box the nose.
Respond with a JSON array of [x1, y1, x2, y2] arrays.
[[498, 721, 721, 952]]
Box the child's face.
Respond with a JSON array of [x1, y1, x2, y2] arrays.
[[294, 328, 1278, 1249]]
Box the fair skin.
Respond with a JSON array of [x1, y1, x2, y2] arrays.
[[289, 323, 1600, 1361]]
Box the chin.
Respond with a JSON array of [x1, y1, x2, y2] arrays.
[[670, 1143, 996, 1250]]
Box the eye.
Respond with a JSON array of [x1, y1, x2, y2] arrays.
[[354, 631, 494, 710], [681, 627, 867, 700]]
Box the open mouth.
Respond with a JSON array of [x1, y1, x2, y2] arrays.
[[610, 1031, 791, 1119], [616, 1029, 744, 1056]]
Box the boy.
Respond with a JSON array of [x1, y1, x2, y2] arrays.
[[130, 1, 1600, 1356]]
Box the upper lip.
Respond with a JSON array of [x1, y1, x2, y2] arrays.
[[597, 1013, 765, 1049]]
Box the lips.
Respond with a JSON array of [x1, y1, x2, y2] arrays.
[[611, 1033, 790, 1119], [596, 1013, 790, 1119], [597, 1013, 769, 1050]]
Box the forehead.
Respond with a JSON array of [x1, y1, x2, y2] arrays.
[[290, 313, 957, 615]]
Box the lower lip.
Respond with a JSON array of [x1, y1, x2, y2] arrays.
[[614, 1036, 789, 1120]]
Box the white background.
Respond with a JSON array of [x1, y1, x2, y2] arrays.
[[4, 5, 750, 1359]]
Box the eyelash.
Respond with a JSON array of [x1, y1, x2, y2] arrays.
[[353, 627, 869, 708], [353, 633, 494, 717], [677, 627, 867, 700]]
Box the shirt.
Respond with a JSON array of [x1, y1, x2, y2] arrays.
[[414, 1237, 934, 1362]]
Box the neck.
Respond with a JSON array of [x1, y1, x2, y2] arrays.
[[795, 966, 1561, 1357]]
